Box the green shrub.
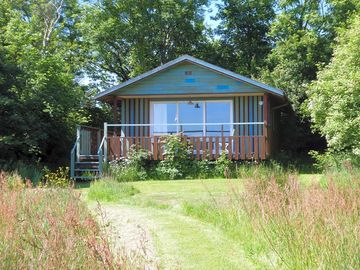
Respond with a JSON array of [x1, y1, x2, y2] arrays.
[[41, 167, 73, 188], [195, 159, 216, 179], [310, 150, 360, 172], [215, 152, 235, 177], [0, 161, 43, 185], [88, 178, 139, 202], [156, 135, 193, 179], [109, 146, 149, 181]]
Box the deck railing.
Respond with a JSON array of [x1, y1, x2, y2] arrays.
[[104, 122, 267, 161]]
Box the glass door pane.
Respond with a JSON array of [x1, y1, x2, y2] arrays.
[[178, 102, 203, 136], [152, 103, 177, 135], [206, 102, 231, 136]]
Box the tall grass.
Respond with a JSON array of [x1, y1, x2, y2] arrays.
[[88, 178, 140, 202], [0, 171, 138, 269], [183, 169, 360, 269], [0, 161, 43, 185]]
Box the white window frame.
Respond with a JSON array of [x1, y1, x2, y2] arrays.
[[150, 100, 233, 136]]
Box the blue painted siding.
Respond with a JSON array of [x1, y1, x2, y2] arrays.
[[113, 63, 266, 96]]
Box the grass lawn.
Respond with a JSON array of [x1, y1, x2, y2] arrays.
[[81, 174, 323, 269]]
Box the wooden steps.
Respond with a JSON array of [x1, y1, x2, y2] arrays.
[[73, 155, 100, 180]]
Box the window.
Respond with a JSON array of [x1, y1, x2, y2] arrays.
[[206, 102, 231, 136], [151, 103, 177, 134], [150, 100, 232, 136]]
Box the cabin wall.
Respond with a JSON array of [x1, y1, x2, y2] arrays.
[[117, 95, 266, 139], [233, 96, 264, 136]]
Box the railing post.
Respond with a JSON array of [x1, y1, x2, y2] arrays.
[[104, 122, 108, 163], [98, 148, 103, 177], [70, 150, 75, 179], [76, 125, 80, 162]]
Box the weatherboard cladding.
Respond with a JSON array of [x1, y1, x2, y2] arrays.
[[94, 55, 284, 100], [119, 96, 263, 138], [109, 63, 264, 96]]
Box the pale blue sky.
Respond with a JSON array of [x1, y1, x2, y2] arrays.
[[204, 0, 222, 30]]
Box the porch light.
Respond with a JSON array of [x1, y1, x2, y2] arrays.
[[194, 103, 200, 109], [258, 100, 264, 106], [187, 100, 194, 105]]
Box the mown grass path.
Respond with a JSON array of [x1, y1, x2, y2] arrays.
[[100, 203, 254, 270]]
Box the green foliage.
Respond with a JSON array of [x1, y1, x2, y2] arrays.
[[156, 136, 193, 180], [109, 146, 149, 181], [41, 167, 73, 188], [81, 0, 209, 86], [87, 178, 139, 202], [0, 0, 90, 165], [307, 15, 360, 156], [309, 150, 360, 172], [0, 161, 43, 185], [214, 152, 234, 177], [216, 0, 275, 77]]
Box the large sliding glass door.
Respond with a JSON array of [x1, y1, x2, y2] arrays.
[[150, 100, 232, 136]]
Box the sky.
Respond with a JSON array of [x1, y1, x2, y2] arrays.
[[204, 0, 222, 30]]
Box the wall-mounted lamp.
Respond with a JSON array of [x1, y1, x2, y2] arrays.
[[258, 100, 264, 106], [194, 103, 200, 109]]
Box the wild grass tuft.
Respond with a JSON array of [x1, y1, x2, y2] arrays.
[[0, 171, 133, 269], [183, 170, 360, 269], [88, 178, 139, 202]]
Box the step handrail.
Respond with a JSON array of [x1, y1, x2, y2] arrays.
[[70, 135, 80, 179], [97, 135, 106, 177]]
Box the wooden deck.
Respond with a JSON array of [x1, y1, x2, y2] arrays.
[[107, 135, 266, 161]]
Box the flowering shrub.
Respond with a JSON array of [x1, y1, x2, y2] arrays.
[[41, 167, 73, 187], [109, 146, 149, 181]]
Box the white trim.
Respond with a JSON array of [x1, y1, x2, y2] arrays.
[[94, 55, 284, 100], [149, 99, 233, 136]]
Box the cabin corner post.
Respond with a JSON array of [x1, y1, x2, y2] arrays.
[[104, 122, 108, 163], [76, 125, 80, 162], [263, 93, 269, 158], [112, 97, 118, 136]]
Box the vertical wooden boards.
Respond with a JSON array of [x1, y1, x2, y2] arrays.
[[196, 137, 201, 160], [208, 136, 213, 160], [215, 137, 219, 158], [234, 136, 239, 160], [202, 136, 207, 159], [228, 136, 233, 159], [241, 136, 245, 159], [153, 136, 158, 160]]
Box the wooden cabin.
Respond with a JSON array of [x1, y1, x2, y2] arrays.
[[70, 55, 286, 179]]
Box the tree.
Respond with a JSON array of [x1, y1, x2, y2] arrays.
[[0, 0, 88, 164], [307, 15, 360, 155], [216, 0, 275, 77], [81, 0, 209, 87]]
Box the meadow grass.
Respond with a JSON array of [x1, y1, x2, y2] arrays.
[[0, 171, 140, 269], [87, 178, 139, 202], [183, 171, 360, 269]]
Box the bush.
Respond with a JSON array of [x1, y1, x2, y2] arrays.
[[214, 152, 234, 178], [88, 178, 139, 202], [310, 150, 360, 172], [156, 135, 193, 180], [0, 161, 43, 185], [109, 146, 149, 181], [41, 167, 73, 188]]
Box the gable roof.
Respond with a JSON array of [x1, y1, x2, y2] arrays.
[[94, 55, 284, 100]]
